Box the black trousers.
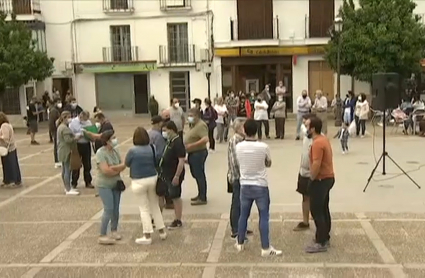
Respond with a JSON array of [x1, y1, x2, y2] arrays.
[[355, 116, 366, 136], [309, 177, 335, 245], [51, 130, 58, 163], [274, 117, 286, 138], [71, 143, 92, 187], [208, 126, 216, 150], [256, 120, 269, 139]]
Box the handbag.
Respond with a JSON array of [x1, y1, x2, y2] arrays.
[[115, 180, 126, 192], [0, 124, 12, 157], [227, 177, 233, 193], [70, 144, 82, 170]]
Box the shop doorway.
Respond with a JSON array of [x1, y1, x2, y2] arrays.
[[52, 78, 73, 102]]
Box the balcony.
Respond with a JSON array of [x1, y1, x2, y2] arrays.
[[0, 0, 41, 15], [102, 46, 139, 63], [159, 44, 196, 66], [103, 0, 134, 14], [160, 0, 191, 11], [230, 16, 279, 41]]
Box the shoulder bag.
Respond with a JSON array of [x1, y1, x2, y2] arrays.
[[113, 149, 126, 191], [151, 144, 167, 196]]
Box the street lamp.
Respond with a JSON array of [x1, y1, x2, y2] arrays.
[[334, 16, 343, 127]]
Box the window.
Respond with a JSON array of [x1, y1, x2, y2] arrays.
[[110, 25, 132, 62], [166, 0, 185, 7], [167, 23, 189, 63], [2, 87, 21, 115], [110, 0, 128, 10], [170, 71, 190, 111]]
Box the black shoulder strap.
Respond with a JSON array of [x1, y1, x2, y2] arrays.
[[150, 144, 156, 167]]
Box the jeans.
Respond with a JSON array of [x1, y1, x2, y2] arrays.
[[52, 130, 58, 163], [61, 158, 71, 192], [230, 180, 241, 235], [98, 187, 121, 236], [238, 185, 270, 249], [208, 126, 216, 150], [340, 139, 348, 151], [296, 113, 305, 137], [188, 149, 208, 201], [256, 120, 269, 140], [224, 114, 237, 140], [216, 123, 225, 143], [355, 116, 366, 136], [309, 178, 335, 245], [131, 176, 165, 233], [71, 142, 92, 187], [343, 110, 351, 125]]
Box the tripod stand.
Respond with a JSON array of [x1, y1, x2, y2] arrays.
[[363, 108, 421, 192]]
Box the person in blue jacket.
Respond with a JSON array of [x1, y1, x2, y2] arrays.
[[342, 91, 356, 124]]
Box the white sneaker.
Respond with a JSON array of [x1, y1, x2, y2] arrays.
[[54, 163, 62, 168], [261, 246, 283, 257], [234, 242, 244, 253], [342, 151, 346, 155], [135, 236, 152, 245], [159, 232, 167, 240], [361, 135, 365, 138], [66, 189, 80, 196]]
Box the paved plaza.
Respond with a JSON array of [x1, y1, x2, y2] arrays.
[[1, 117, 425, 277]]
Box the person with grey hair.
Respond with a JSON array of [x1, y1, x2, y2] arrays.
[[69, 110, 94, 189], [227, 118, 253, 238], [312, 90, 328, 135]]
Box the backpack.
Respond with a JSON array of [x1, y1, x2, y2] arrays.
[[211, 107, 218, 121]]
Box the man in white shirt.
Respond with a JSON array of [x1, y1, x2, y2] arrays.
[[312, 90, 328, 135], [234, 119, 282, 257], [296, 90, 312, 140], [253, 95, 270, 140], [168, 98, 185, 138], [214, 97, 228, 143]]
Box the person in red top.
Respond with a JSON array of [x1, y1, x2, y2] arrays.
[[305, 116, 335, 254]]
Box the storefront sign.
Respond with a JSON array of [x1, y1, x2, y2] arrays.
[[78, 62, 157, 73], [215, 46, 325, 57]]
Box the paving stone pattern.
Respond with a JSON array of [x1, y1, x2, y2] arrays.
[[1, 118, 425, 277]]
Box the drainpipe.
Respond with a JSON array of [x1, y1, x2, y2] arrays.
[[70, 0, 78, 98]]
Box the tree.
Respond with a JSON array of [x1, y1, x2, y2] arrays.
[[324, 0, 425, 83], [0, 12, 54, 109]]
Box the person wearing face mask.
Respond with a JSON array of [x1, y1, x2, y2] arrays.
[[84, 113, 114, 154], [184, 108, 209, 205], [192, 98, 203, 119], [69, 111, 94, 189], [49, 98, 63, 168], [27, 96, 43, 145], [224, 91, 239, 141], [57, 111, 82, 196], [253, 95, 270, 140], [342, 91, 356, 125], [96, 130, 126, 245], [271, 96, 286, 139], [311, 90, 328, 135], [296, 90, 312, 140], [64, 97, 83, 118], [167, 98, 185, 138], [354, 93, 370, 137], [203, 98, 218, 152]]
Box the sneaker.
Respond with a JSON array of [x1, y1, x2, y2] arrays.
[[305, 242, 327, 253], [295, 136, 300, 141], [30, 141, 40, 145], [159, 232, 167, 240], [191, 199, 207, 206], [98, 236, 116, 245], [168, 220, 182, 230], [135, 236, 152, 245], [342, 151, 346, 155], [261, 246, 283, 257], [293, 222, 310, 231], [234, 242, 244, 252], [361, 135, 365, 138], [85, 183, 95, 189], [190, 196, 199, 201], [164, 203, 174, 210], [54, 163, 62, 168], [110, 232, 122, 240], [66, 189, 80, 196], [209, 149, 215, 153], [152, 219, 156, 229]]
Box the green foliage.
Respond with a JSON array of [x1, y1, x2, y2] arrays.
[[324, 0, 425, 82], [0, 12, 54, 92]]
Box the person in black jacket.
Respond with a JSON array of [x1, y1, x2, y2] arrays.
[[63, 97, 83, 118], [49, 98, 63, 168]]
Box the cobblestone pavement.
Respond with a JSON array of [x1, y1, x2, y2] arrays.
[[1, 117, 425, 277]]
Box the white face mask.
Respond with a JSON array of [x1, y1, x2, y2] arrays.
[[174, 103, 179, 108], [71, 103, 77, 108], [278, 97, 283, 102], [162, 131, 168, 139], [300, 124, 307, 136], [67, 118, 72, 124], [57, 103, 62, 108], [188, 116, 195, 123], [111, 138, 118, 147], [358, 97, 362, 101], [95, 122, 101, 129]]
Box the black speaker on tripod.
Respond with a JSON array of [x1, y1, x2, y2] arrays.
[[371, 72, 401, 111]]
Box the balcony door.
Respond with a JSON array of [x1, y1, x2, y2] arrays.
[[236, 0, 273, 40], [110, 25, 132, 62], [309, 0, 334, 38], [167, 23, 189, 63], [13, 0, 32, 15], [110, 0, 129, 10]]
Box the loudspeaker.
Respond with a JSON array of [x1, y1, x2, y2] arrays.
[[372, 72, 400, 111]]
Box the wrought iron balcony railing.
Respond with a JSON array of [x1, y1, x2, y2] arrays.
[[0, 0, 41, 15], [159, 44, 196, 65], [103, 0, 134, 14], [102, 45, 139, 62], [230, 16, 279, 40], [159, 0, 191, 11]]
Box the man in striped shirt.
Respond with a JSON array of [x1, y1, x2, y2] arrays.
[[234, 119, 282, 257]]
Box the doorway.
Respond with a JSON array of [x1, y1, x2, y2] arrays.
[[52, 78, 73, 102], [134, 74, 149, 114]]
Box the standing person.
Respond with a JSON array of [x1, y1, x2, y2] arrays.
[[234, 119, 282, 257], [64, 97, 83, 118], [293, 114, 313, 231], [49, 98, 62, 168], [224, 91, 239, 141], [148, 96, 159, 117], [214, 97, 228, 144], [342, 91, 356, 125], [27, 96, 43, 145], [185, 108, 209, 205], [296, 90, 312, 140], [275, 81, 286, 97], [160, 121, 186, 229], [312, 90, 328, 135], [203, 98, 217, 152], [125, 127, 167, 244], [237, 93, 251, 118], [192, 98, 203, 118], [334, 122, 350, 154], [304, 116, 335, 253], [354, 93, 369, 138], [93, 113, 114, 154], [69, 111, 94, 189], [271, 95, 286, 139], [168, 98, 185, 138], [57, 111, 80, 196], [96, 130, 126, 245], [0, 113, 21, 187], [253, 95, 269, 140]]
